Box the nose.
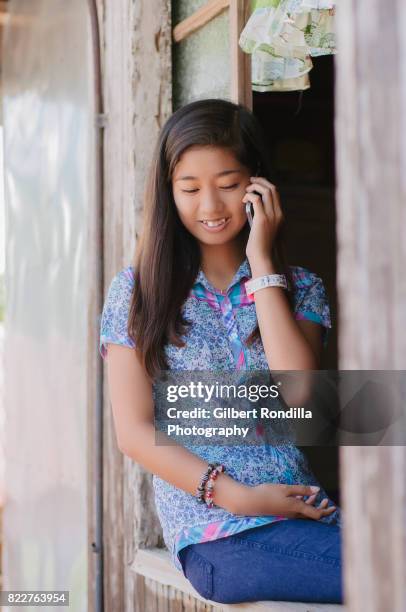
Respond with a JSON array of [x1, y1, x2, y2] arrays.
[[199, 186, 226, 219]]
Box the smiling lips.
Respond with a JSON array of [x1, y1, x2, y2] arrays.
[[200, 217, 228, 227], [199, 217, 231, 232]]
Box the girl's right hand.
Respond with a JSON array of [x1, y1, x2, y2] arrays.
[[244, 483, 336, 520]]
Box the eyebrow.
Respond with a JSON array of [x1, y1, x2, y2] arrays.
[[175, 169, 241, 182]]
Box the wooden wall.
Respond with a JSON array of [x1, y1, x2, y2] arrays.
[[335, 1, 406, 610]]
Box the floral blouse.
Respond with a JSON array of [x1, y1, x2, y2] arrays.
[[99, 258, 340, 571]]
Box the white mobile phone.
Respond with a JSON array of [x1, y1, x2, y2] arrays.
[[245, 201, 254, 227]]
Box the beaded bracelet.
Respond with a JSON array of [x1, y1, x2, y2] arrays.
[[195, 462, 220, 504], [204, 464, 226, 509]]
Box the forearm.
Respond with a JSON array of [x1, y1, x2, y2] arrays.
[[250, 260, 317, 370], [118, 421, 333, 519], [119, 421, 248, 514]]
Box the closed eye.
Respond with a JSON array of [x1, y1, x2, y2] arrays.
[[220, 183, 239, 190], [181, 183, 239, 194]]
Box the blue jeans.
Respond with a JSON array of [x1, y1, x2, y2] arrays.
[[179, 519, 343, 604]]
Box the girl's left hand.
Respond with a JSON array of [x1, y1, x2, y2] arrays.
[[243, 177, 284, 269]]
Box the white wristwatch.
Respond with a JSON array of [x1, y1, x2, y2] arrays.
[[245, 274, 288, 296]]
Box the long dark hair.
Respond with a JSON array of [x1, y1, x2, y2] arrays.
[[129, 98, 294, 380]]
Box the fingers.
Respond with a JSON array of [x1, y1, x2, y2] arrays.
[[245, 183, 273, 219], [250, 176, 276, 190], [288, 484, 337, 519], [242, 188, 264, 214], [286, 485, 320, 497], [247, 177, 283, 221], [300, 500, 336, 520], [296, 493, 318, 504], [297, 493, 329, 507], [242, 191, 266, 220], [305, 493, 318, 505]]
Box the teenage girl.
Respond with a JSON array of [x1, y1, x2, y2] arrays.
[[99, 98, 343, 605]]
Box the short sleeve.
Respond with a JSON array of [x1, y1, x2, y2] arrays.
[[291, 266, 332, 348], [99, 266, 136, 359]]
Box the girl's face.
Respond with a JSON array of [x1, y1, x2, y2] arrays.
[[171, 145, 252, 245]]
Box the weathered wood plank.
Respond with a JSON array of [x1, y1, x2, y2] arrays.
[[134, 571, 146, 612], [173, 0, 229, 43], [168, 585, 185, 612], [335, 1, 406, 611], [99, 0, 172, 610], [157, 580, 170, 612], [229, 0, 252, 108]]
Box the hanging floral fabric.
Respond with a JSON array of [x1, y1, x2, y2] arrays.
[[239, 0, 337, 92]]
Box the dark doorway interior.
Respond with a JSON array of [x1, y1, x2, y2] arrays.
[[253, 55, 340, 504]]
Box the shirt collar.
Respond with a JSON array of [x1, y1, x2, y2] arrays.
[[193, 257, 252, 296]]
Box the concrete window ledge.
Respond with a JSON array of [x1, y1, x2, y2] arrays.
[[132, 548, 345, 611]]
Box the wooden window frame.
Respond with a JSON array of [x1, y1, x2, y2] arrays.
[[172, 0, 252, 109]]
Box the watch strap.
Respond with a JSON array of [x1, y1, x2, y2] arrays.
[[245, 274, 288, 296]]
